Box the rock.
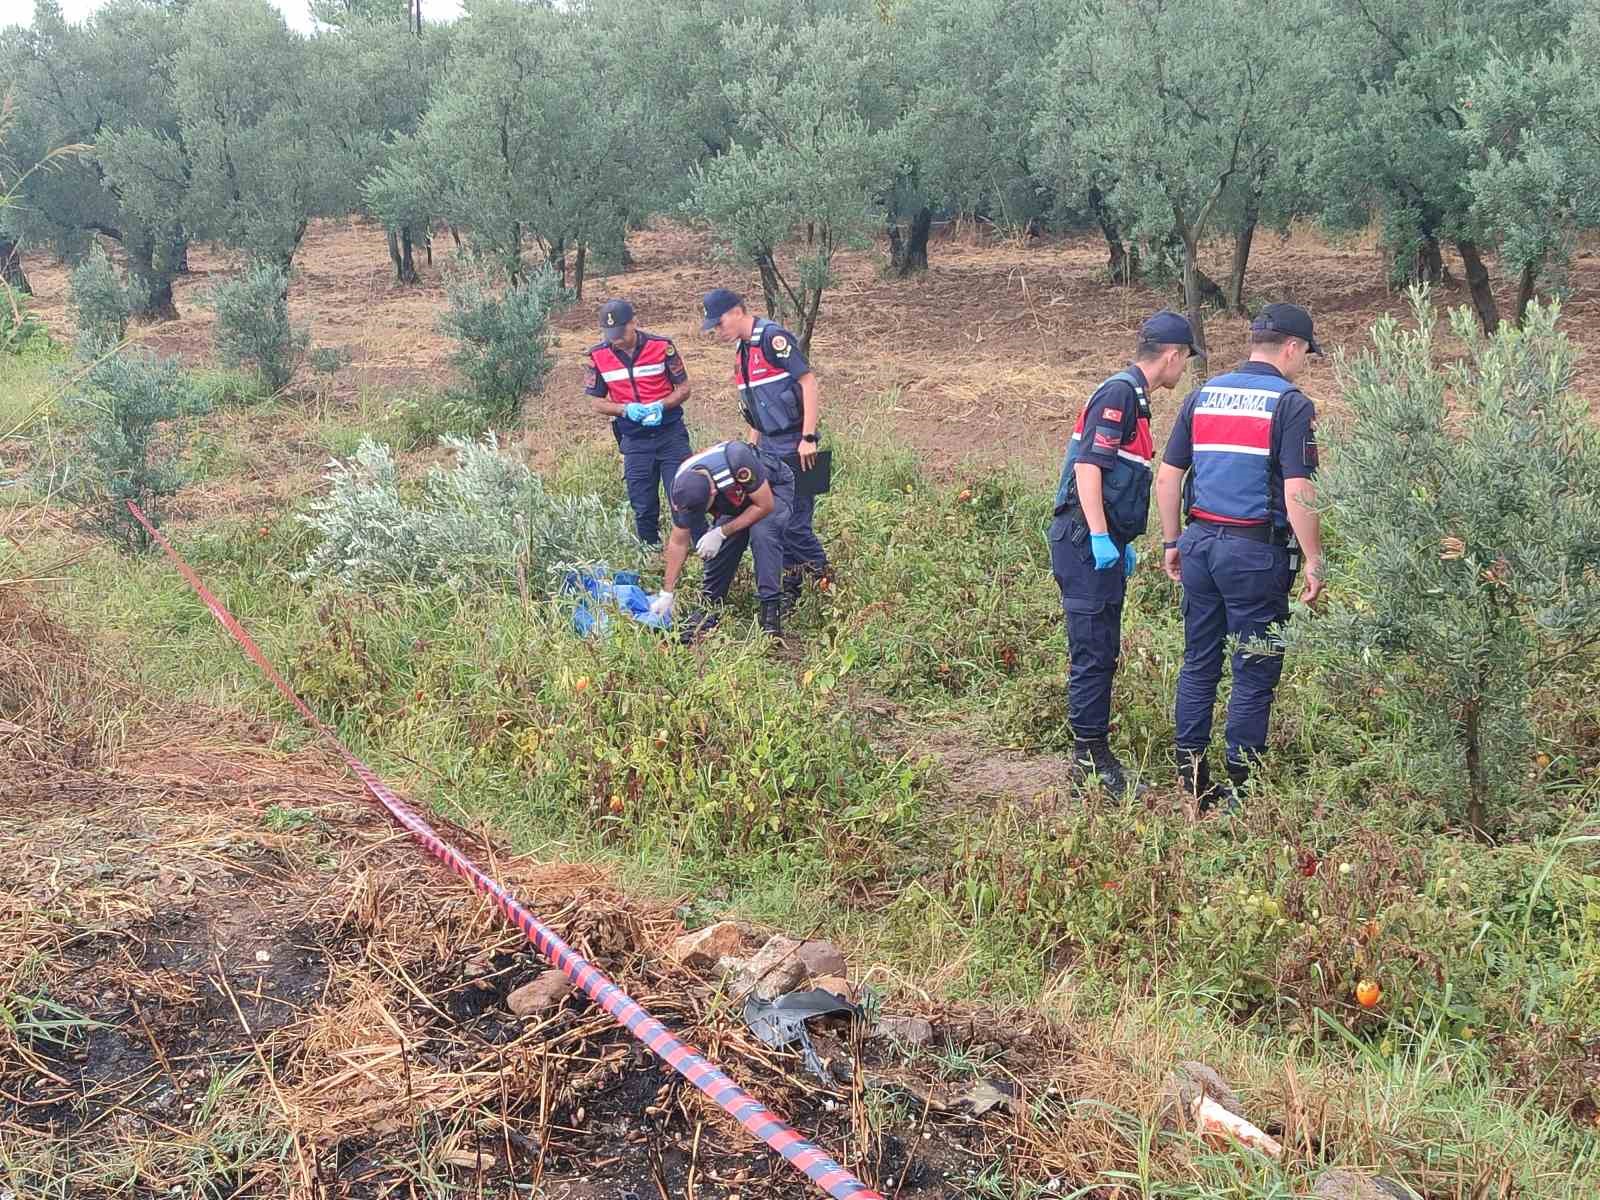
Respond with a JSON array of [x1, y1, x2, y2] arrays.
[[668, 921, 755, 970], [1312, 1170, 1415, 1200], [506, 970, 573, 1016], [812, 975, 855, 1003], [795, 939, 848, 981], [735, 935, 808, 999], [872, 1015, 934, 1048], [1159, 1061, 1244, 1131]]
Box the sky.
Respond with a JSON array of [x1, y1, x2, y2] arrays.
[[0, 0, 465, 34]]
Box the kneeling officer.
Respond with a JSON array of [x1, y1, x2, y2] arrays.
[[649, 441, 795, 637], [1048, 310, 1196, 795]]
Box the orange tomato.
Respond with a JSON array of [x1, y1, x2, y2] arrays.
[[574, 676, 590, 692], [1355, 979, 1383, 1008]]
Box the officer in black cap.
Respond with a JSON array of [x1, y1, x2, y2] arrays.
[[584, 299, 704, 547], [648, 439, 795, 637], [700, 288, 829, 608], [1049, 310, 1197, 796], [1155, 302, 1326, 812]]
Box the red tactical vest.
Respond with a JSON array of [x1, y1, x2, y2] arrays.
[[588, 335, 676, 404]]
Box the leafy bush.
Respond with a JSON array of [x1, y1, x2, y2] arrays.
[[296, 433, 641, 590], [200, 261, 309, 394], [68, 244, 132, 352], [437, 265, 563, 423], [1295, 293, 1600, 835], [1, 283, 45, 356], [48, 348, 211, 551]]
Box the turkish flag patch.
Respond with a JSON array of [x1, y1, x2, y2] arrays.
[[1102, 407, 1123, 423]]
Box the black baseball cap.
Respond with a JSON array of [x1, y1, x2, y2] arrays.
[[700, 288, 743, 332], [1251, 303, 1321, 354], [671, 469, 712, 514], [1139, 309, 1197, 355], [599, 299, 634, 341]]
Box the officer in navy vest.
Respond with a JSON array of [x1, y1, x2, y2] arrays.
[[585, 299, 705, 548], [1155, 303, 1327, 811], [1049, 311, 1197, 797], [700, 289, 829, 608], [649, 440, 795, 639]]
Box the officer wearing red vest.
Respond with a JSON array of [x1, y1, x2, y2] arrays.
[[649, 440, 795, 638], [699, 288, 828, 608], [585, 299, 705, 547], [1050, 310, 1197, 797], [1155, 303, 1327, 812]]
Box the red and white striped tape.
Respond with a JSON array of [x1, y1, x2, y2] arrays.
[[127, 502, 884, 1200]]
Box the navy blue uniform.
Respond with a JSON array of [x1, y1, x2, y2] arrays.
[[1048, 368, 1156, 741], [671, 441, 794, 604], [1164, 361, 1317, 766], [586, 331, 704, 546], [733, 319, 826, 577]]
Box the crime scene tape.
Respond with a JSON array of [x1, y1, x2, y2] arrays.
[[126, 502, 884, 1200]]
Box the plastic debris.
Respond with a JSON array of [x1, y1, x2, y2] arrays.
[[563, 566, 671, 636], [744, 987, 863, 1083], [1191, 1093, 1282, 1157]]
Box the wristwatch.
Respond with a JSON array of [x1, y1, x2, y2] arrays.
[[1163, 540, 1179, 550], [801, 433, 819, 444]]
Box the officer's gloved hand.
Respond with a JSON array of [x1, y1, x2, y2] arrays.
[[695, 527, 727, 561], [648, 590, 674, 618], [641, 402, 665, 427], [624, 402, 649, 423], [1122, 543, 1138, 578], [1090, 532, 1120, 571]]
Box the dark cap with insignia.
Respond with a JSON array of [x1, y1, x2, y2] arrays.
[[700, 288, 743, 332], [599, 299, 634, 342], [1139, 309, 1197, 355], [671, 469, 713, 514], [1251, 302, 1321, 355]]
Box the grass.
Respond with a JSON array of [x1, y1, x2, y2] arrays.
[[11, 378, 1600, 1196]]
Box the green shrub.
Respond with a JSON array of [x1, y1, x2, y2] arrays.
[[1, 283, 46, 356], [437, 265, 563, 423], [200, 261, 309, 394], [68, 244, 132, 352], [48, 348, 211, 551], [1295, 292, 1600, 835], [296, 433, 642, 590]]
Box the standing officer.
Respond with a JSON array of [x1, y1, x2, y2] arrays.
[[649, 440, 795, 638], [1155, 303, 1326, 811], [585, 299, 704, 548], [699, 289, 829, 606], [1049, 310, 1197, 796]]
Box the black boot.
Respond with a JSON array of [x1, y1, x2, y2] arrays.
[[678, 608, 721, 645], [779, 568, 803, 617], [1177, 748, 1219, 810], [758, 600, 783, 637], [1069, 738, 1146, 798]]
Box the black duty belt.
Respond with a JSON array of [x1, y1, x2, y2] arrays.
[[1192, 517, 1290, 546]]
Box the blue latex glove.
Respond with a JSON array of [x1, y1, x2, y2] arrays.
[[641, 401, 665, 427], [624, 402, 649, 423], [1123, 543, 1138, 578], [1090, 532, 1120, 570]]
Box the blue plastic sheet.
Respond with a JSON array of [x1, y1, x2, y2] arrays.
[[563, 566, 670, 636]]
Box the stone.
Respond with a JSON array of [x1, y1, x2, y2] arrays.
[[795, 939, 848, 981], [1159, 1061, 1244, 1131], [735, 934, 808, 999], [1311, 1170, 1415, 1200], [812, 975, 855, 1003], [668, 921, 754, 970], [506, 970, 573, 1016], [872, 1015, 934, 1047]]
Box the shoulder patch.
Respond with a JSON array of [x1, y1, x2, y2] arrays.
[[734, 466, 754, 484], [770, 333, 792, 359], [1102, 407, 1123, 423]]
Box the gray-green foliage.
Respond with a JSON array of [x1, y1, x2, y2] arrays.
[[1298, 291, 1600, 835], [68, 244, 132, 352], [51, 348, 210, 552], [200, 262, 309, 394], [296, 433, 641, 590], [437, 264, 563, 423], [687, 6, 895, 353]]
